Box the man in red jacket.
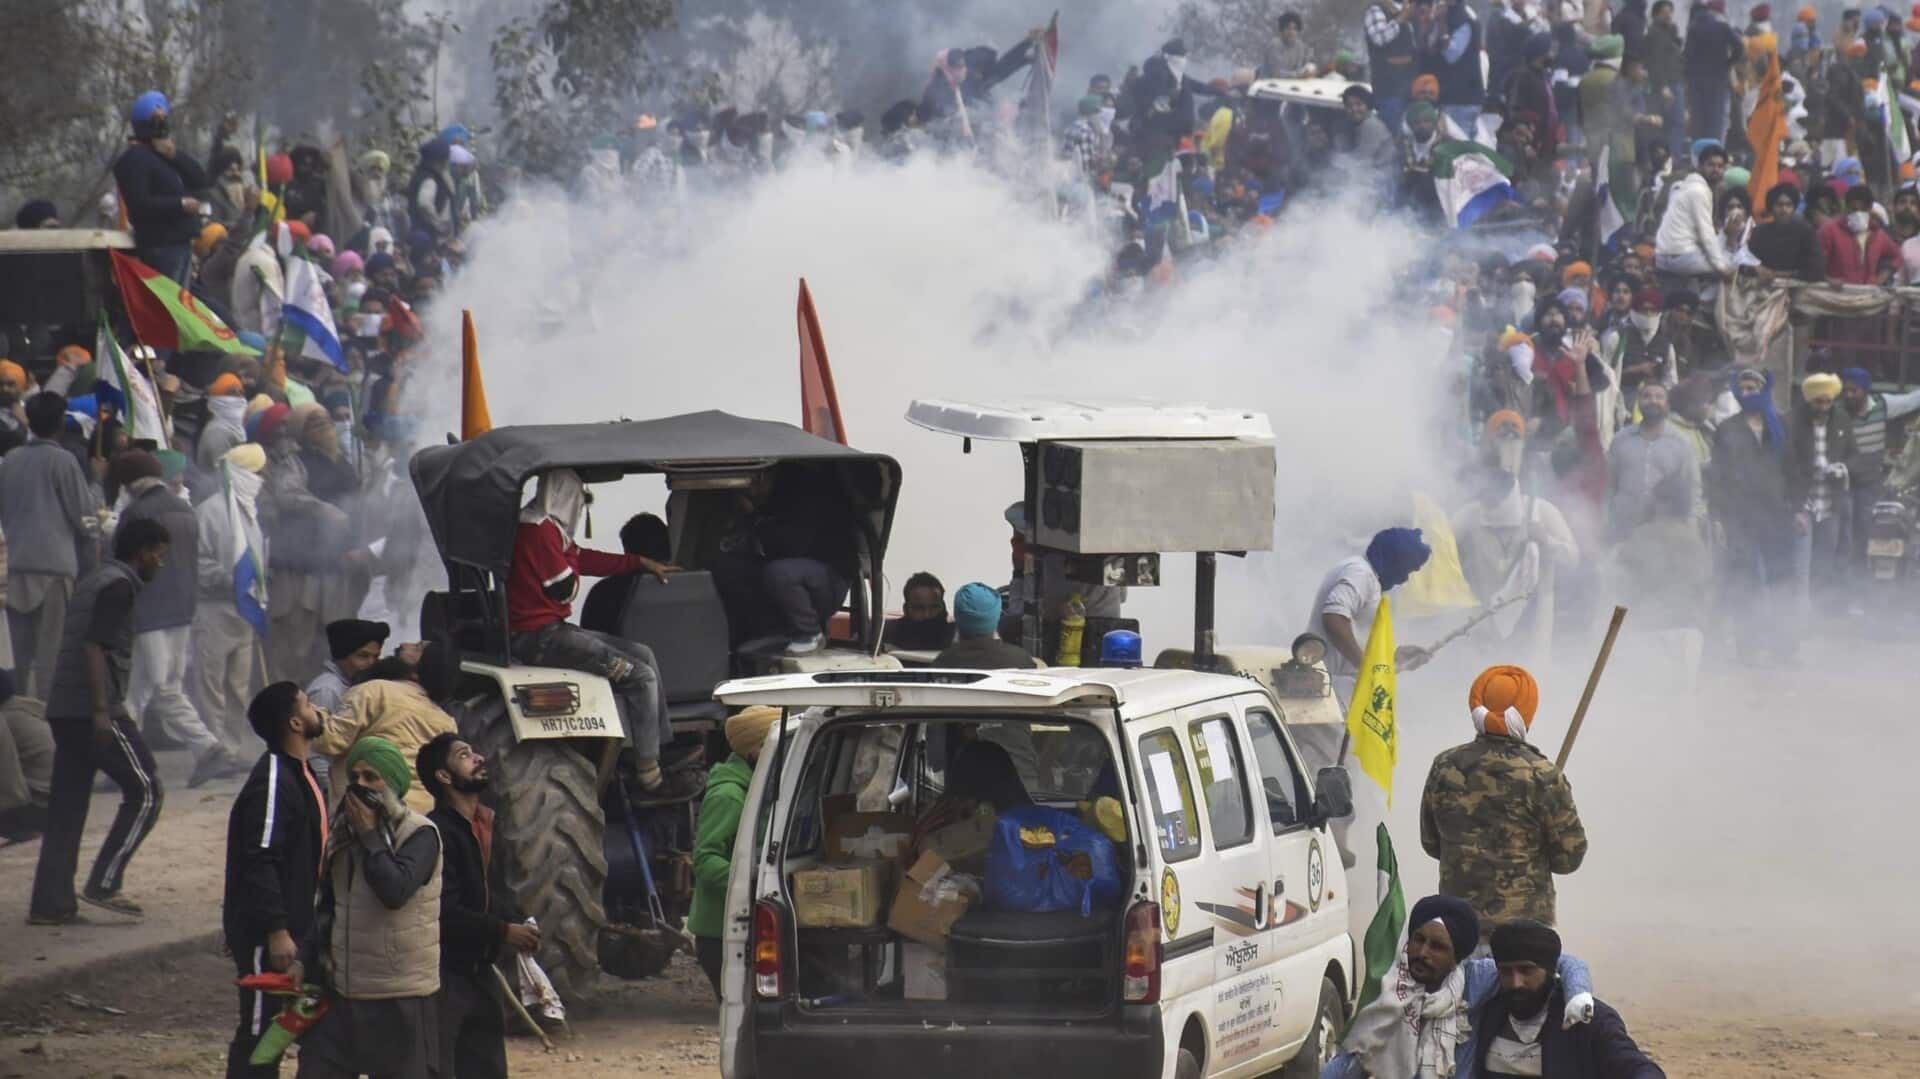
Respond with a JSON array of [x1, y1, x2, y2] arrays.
[[506, 469, 688, 798], [1818, 184, 1901, 284]]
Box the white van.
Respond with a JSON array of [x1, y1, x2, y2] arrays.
[[714, 667, 1356, 1079]]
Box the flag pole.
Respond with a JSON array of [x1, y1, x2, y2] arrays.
[[1555, 605, 1627, 770]]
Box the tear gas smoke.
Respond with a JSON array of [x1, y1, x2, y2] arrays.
[[421, 154, 1917, 1017]]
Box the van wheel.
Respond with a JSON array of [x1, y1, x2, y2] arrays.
[[1279, 978, 1343, 1079], [462, 693, 608, 1001], [1176, 1047, 1202, 1079]]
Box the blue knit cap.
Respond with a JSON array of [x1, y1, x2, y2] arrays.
[[953, 582, 1002, 638], [1366, 527, 1432, 591], [130, 91, 169, 123]]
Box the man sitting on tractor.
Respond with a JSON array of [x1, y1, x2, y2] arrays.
[[507, 469, 691, 799]]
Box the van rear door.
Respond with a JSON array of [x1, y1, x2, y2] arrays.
[[721, 719, 812, 1079]]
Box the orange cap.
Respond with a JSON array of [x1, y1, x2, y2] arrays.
[[1469, 665, 1539, 737]]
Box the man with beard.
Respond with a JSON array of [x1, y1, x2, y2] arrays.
[[1324, 895, 1596, 1079], [314, 643, 458, 817], [417, 733, 537, 1079], [295, 736, 442, 1079], [1471, 921, 1665, 1077], [205, 146, 254, 234], [1788, 373, 1861, 609], [1654, 140, 1733, 281], [0, 359, 29, 456], [223, 683, 327, 1079], [1606, 381, 1701, 540], [1711, 368, 1797, 662]]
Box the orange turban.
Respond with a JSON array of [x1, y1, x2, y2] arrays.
[[1796, 4, 1815, 19], [0, 360, 25, 388], [1469, 665, 1539, 739], [56, 345, 91, 369], [1560, 260, 1593, 285], [1486, 409, 1527, 439], [1412, 74, 1441, 101], [209, 372, 245, 397], [1847, 39, 1870, 57]]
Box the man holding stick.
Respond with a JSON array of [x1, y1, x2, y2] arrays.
[[1420, 665, 1587, 939]]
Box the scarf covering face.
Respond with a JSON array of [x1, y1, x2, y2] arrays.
[[520, 467, 587, 537], [1730, 367, 1785, 449], [1342, 946, 1470, 1079]]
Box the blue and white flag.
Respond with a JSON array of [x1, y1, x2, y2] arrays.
[[94, 313, 169, 443], [281, 253, 346, 372], [1432, 139, 1520, 229], [224, 461, 269, 635]]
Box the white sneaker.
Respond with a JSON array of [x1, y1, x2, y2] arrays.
[[785, 634, 825, 656]]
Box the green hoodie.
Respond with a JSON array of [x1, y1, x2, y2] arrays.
[[687, 753, 754, 940]]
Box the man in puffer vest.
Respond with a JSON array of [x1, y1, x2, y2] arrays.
[[296, 736, 443, 1079]]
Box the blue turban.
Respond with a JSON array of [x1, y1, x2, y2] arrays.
[[1690, 138, 1725, 164], [1366, 527, 1432, 591], [1843, 367, 1874, 389], [953, 582, 1003, 638], [419, 138, 451, 167], [1865, 7, 1888, 28], [130, 91, 169, 123], [1524, 32, 1554, 60], [1834, 156, 1865, 184], [439, 123, 472, 145], [1410, 894, 1480, 960]]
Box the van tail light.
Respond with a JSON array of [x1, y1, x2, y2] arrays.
[[1123, 901, 1162, 1004], [753, 900, 785, 1000]]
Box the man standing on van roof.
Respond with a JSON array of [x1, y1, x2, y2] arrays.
[[1324, 894, 1597, 1079], [1420, 666, 1587, 934]]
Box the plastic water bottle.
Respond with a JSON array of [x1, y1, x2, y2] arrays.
[[1057, 594, 1086, 667]]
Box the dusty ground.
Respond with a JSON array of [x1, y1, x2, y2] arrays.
[[3, 631, 1917, 1077]]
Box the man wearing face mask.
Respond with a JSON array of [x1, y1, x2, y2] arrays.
[[1710, 368, 1796, 662], [1471, 921, 1665, 1078], [1818, 184, 1901, 284], [112, 91, 209, 288], [1600, 287, 1678, 410], [1061, 95, 1108, 180], [1606, 381, 1702, 541], [1453, 412, 1580, 664]]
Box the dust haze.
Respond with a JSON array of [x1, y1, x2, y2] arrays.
[[420, 151, 1919, 1017]]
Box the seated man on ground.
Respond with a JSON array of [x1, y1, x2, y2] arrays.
[[507, 469, 693, 800], [1471, 920, 1666, 1078]]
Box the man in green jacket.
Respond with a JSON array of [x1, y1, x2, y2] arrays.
[[689, 706, 780, 998]]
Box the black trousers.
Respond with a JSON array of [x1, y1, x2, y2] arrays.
[[440, 969, 508, 1079], [226, 941, 279, 1079], [696, 934, 725, 1000], [29, 715, 163, 917]]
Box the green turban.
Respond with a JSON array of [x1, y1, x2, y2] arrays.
[[1589, 34, 1625, 59], [1407, 101, 1441, 124], [344, 735, 411, 797]]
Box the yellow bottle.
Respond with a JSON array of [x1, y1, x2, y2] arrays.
[[1057, 594, 1086, 667]]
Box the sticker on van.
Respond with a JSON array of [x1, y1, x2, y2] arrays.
[[1307, 838, 1326, 912], [1161, 869, 1181, 937]]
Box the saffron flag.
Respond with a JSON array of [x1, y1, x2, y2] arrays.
[[461, 309, 493, 440], [1344, 595, 1399, 803], [93, 313, 168, 444], [1431, 140, 1520, 228], [108, 250, 259, 356], [281, 253, 346, 372], [225, 461, 269, 636], [1397, 492, 1480, 616], [798, 278, 847, 444], [1344, 823, 1408, 1032]]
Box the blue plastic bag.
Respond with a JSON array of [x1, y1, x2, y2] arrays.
[[984, 806, 1123, 916]]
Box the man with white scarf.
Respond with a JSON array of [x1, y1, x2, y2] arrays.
[[192, 445, 271, 755], [1323, 894, 1595, 1079]]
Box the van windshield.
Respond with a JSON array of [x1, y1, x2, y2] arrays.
[[775, 712, 1131, 1017]]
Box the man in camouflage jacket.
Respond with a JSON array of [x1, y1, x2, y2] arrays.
[[1420, 665, 1587, 935]]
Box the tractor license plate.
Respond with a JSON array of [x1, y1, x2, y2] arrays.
[[1869, 538, 1906, 558]]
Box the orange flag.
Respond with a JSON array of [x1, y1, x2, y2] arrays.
[[461, 309, 492, 440], [797, 278, 846, 444]]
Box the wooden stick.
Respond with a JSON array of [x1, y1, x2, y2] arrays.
[[1556, 606, 1627, 770], [491, 964, 557, 1052]]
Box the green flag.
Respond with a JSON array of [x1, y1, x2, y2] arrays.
[[1346, 823, 1408, 1031]]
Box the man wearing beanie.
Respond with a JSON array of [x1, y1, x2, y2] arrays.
[[113, 451, 243, 788], [222, 683, 326, 1079], [690, 706, 781, 997], [418, 732, 536, 1079], [1421, 666, 1588, 933], [1472, 921, 1665, 1077], [306, 619, 398, 788], [295, 735, 442, 1079], [1326, 895, 1597, 1079]]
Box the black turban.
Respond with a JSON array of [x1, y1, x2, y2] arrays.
[[1490, 919, 1563, 969], [1410, 894, 1480, 960], [326, 619, 390, 661]]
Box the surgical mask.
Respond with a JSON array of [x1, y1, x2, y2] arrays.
[[1848, 210, 1871, 232], [1629, 310, 1661, 335], [355, 313, 384, 339], [1166, 55, 1189, 81], [1096, 107, 1116, 133]]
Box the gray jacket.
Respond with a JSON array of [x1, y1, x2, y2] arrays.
[[117, 479, 198, 632], [0, 439, 100, 579]]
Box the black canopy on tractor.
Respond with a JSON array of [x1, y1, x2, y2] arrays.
[[409, 410, 902, 576]]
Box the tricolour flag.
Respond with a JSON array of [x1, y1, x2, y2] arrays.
[[281, 253, 346, 372], [1431, 139, 1520, 229], [224, 461, 269, 636], [1594, 144, 1629, 250], [108, 250, 259, 356], [1344, 594, 1399, 803], [1345, 823, 1408, 1030], [93, 313, 168, 444], [798, 278, 847, 444], [461, 309, 493, 441]]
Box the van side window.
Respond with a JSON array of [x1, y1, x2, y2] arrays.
[[1244, 709, 1309, 832], [1187, 717, 1253, 849], [1137, 729, 1201, 863]]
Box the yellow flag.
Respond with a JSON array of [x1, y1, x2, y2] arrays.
[[1396, 492, 1479, 617], [1344, 595, 1399, 804]]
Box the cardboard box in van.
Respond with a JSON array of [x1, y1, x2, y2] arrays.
[[792, 862, 890, 928], [825, 810, 913, 864], [922, 808, 997, 874], [887, 852, 977, 946]]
